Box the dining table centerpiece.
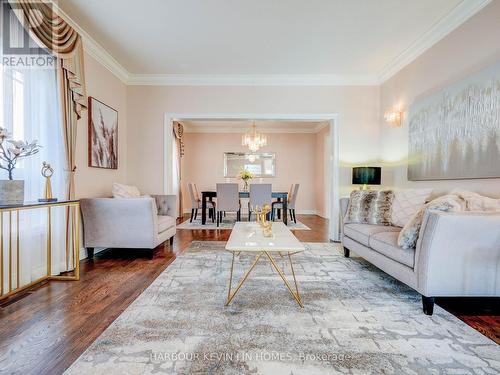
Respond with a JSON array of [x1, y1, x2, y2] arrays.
[[238, 168, 254, 191], [0, 127, 41, 205]]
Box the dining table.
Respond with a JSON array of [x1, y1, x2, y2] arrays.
[[201, 190, 289, 225]]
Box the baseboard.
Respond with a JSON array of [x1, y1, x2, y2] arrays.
[[297, 209, 317, 215], [315, 212, 330, 219]]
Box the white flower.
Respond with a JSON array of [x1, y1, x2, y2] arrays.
[[0, 127, 11, 140], [9, 147, 22, 156], [8, 140, 26, 149], [6, 139, 41, 157]]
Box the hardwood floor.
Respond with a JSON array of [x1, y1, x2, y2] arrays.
[[0, 214, 497, 375]]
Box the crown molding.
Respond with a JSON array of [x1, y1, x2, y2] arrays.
[[52, 0, 491, 87], [50, 1, 130, 84], [126, 74, 379, 86], [378, 0, 492, 83]]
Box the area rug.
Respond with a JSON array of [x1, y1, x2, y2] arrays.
[[65, 242, 500, 374], [177, 214, 310, 230]]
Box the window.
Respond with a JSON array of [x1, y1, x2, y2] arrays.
[[1, 9, 68, 284]]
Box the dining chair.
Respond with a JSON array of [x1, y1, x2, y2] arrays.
[[272, 184, 299, 223], [248, 183, 272, 221], [216, 183, 240, 227], [188, 182, 214, 222]]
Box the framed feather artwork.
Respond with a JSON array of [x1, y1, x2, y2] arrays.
[[88, 97, 118, 169]]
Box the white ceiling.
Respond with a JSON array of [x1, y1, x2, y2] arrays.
[[55, 0, 490, 84], [181, 120, 328, 133]]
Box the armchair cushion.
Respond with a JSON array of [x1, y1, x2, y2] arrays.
[[112, 182, 141, 198], [152, 195, 177, 217]]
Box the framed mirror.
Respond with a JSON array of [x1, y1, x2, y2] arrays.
[[224, 152, 276, 177]]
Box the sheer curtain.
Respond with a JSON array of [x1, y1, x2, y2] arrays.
[[1, 12, 66, 287], [172, 135, 180, 217]]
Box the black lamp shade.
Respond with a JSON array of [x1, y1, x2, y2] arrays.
[[352, 167, 381, 185]]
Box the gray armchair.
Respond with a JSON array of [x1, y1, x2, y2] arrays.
[[80, 195, 177, 259]]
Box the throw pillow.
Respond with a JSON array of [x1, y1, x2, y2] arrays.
[[451, 189, 500, 211], [391, 188, 433, 227], [345, 190, 394, 226], [397, 194, 465, 249], [112, 183, 141, 198]]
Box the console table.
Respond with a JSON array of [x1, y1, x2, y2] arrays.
[[0, 200, 80, 301]]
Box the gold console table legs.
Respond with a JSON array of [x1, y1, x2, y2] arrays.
[[0, 201, 80, 301]]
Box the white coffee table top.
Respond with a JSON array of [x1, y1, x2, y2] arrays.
[[226, 222, 305, 252]]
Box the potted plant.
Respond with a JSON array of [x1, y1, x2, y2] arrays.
[[238, 168, 254, 191], [0, 127, 41, 205]]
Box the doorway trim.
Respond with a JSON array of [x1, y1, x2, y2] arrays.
[[164, 113, 340, 241]]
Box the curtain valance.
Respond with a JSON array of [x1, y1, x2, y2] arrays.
[[9, 0, 87, 118]]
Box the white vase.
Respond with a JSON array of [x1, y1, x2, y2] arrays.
[[0, 180, 25, 205]]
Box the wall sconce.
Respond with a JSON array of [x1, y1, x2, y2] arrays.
[[384, 110, 402, 127]]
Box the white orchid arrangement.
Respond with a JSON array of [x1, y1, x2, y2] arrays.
[[0, 127, 41, 180]]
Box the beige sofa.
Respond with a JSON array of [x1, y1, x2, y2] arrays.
[[80, 195, 177, 259], [340, 197, 500, 315]]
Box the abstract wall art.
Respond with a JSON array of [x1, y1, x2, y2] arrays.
[[88, 97, 118, 169], [408, 61, 500, 180]]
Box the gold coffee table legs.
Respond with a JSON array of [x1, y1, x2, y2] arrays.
[[225, 251, 303, 308]]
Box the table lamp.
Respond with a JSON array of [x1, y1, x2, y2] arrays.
[[352, 167, 381, 190]]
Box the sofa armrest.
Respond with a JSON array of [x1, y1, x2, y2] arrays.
[[151, 195, 177, 217], [80, 197, 158, 249], [340, 197, 349, 219], [415, 210, 500, 297]]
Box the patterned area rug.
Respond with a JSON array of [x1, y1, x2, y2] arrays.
[[177, 214, 310, 230], [65, 242, 500, 374]]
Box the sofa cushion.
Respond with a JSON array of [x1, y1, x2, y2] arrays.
[[391, 188, 433, 227], [343, 223, 400, 247], [398, 195, 465, 249], [345, 190, 394, 226], [158, 215, 176, 233], [370, 231, 415, 268]]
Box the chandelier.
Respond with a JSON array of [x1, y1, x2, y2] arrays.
[[242, 122, 267, 152]]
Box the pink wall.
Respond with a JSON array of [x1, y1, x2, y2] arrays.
[[75, 52, 128, 198], [126, 85, 381, 197], [182, 132, 320, 213], [380, 1, 500, 197]]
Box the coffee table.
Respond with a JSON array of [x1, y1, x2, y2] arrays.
[[225, 222, 305, 307]]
